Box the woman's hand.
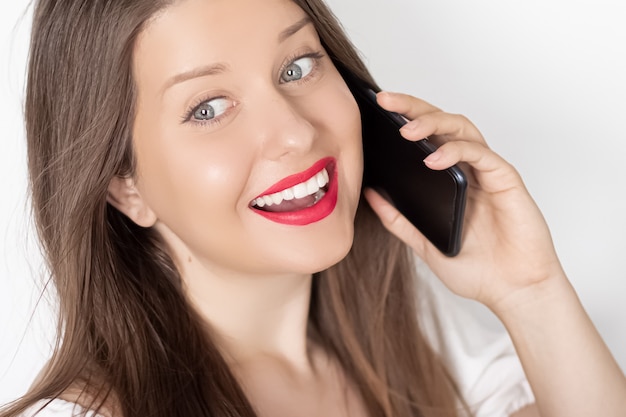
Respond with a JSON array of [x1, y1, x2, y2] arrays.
[[364, 91, 565, 312], [365, 92, 626, 417]]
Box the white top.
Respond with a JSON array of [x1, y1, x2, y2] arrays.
[[417, 260, 535, 416], [21, 264, 534, 417]]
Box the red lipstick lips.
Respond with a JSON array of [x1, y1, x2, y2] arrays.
[[250, 157, 338, 226]]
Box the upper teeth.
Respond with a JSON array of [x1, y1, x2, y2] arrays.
[[253, 168, 330, 208]]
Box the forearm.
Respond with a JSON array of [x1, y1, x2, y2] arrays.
[[495, 274, 626, 417]]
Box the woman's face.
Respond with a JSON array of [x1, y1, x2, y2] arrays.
[[131, 0, 363, 279]]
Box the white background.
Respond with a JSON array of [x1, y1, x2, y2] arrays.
[[1, 0, 625, 405]]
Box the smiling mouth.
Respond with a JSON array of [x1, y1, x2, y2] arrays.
[[249, 158, 338, 226], [251, 167, 330, 213]]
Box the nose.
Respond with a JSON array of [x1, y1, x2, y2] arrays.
[[251, 89, 316, 161]]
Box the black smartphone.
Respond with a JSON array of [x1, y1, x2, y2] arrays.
[[340, 69, 468, 256]]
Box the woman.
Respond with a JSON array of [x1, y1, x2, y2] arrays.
[[2, 0, 625, 416]]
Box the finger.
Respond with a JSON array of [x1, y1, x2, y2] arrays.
[[399, 112, 486, 146], [363, 187, 445, 262], [423, 141, 522, 193], [376, 91, 441, 120]]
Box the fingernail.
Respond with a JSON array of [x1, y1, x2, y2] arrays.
[[376, 91, 392, 104], [400, 120, 418, 132], [423, 151, 441, 164]]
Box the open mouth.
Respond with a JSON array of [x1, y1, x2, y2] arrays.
[[251, 167, 330, 213], [249, 157, 338, 226]]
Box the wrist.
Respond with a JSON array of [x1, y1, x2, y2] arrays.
[[488, 270, 574, 325]]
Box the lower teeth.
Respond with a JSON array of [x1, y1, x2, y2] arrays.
[[310, 189, 326, 206]]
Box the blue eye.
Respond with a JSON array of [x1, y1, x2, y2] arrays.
[[281, 56, 316, 83], [191, 97, 231, 122]]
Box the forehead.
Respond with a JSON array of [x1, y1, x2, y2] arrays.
[[147, 0, 305, 33], [134, 0, 308, 67], [132, 0, 311, 95]]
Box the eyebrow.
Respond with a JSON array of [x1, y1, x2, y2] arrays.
[[162, 63, 229, 93], [277, 16, 312, 43], [162, 16, 313, 92]]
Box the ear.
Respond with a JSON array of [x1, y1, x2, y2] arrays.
[[107, 176, 157, 227]]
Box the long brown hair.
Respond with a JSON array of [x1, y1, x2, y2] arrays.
[[2, 0, 462, 416]]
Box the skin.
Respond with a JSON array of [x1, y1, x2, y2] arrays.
[[368, 93, 626, 416], [111, 0, 366, 415], [125, 0, 362, 365], [107, 0, 626, 415]]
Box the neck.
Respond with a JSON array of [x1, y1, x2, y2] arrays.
[[182, 262, 315, 370]]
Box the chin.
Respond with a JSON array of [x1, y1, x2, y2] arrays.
[[252, 181, 360, 276], [294, 219, 355, 275], [314, 235, 354, 273]]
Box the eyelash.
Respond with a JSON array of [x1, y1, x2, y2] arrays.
[[278, 50, 325, 85], [180, 95, 230, 127], [181, 50, 326, 127]]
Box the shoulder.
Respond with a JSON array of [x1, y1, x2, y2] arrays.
[[20, 399, 105, 417]]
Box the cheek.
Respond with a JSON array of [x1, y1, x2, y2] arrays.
[[302, 79, 363, 157], [322, 83, 364, 189], [133, 122, 254, 227]]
